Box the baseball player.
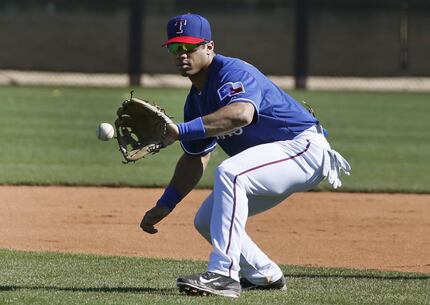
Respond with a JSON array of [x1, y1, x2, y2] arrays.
[[140, 13, 351, 298]]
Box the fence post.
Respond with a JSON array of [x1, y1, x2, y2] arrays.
[[399, 1, 409, 72], [128, 0, 143, 86], [294, 0, 309, 89]]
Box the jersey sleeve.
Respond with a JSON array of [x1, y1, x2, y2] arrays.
[[216, 70, 262, 113], [180, 138, 217, 156]]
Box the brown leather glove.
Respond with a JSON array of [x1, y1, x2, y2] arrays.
[[115, 94, 174, 163]]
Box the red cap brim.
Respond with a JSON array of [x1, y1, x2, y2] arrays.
[[162, 36, 205, 46]]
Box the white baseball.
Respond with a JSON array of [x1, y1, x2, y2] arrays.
[[96, 123, 115, 141]]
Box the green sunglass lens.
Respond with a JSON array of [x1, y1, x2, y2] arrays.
[[167, 43, 199, 54], [167, 44, 179, 54]]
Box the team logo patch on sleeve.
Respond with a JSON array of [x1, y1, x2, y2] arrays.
[[217, 82, 246, 100]]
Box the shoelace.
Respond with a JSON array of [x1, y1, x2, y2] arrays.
[[201, 272, 218, 280]]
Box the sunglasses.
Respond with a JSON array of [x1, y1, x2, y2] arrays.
[[167, 41, 207, 55]]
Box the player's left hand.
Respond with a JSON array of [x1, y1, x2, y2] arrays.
[[114, 94, 174, 163], [162, 123, 179, 147], [140, 205, 171, 234]]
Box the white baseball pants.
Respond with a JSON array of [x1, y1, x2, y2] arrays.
[[194, 126, 350, 283]]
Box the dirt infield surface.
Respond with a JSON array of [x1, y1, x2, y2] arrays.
[[1, 186, 429, 274]]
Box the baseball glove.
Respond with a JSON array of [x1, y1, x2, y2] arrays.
[[115, 93, 173, 163]]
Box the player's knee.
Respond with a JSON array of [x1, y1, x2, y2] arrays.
[[194, 213, 211, 240], [193, 213, 202, 231]]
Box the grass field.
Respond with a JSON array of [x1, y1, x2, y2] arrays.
[[0, 85, 429, 193], [1, 85, 430, 304], [1, 249, 429, 305]]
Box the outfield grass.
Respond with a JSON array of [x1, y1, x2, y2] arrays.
[[0, 85, 429, 193], [0, 249, 428, 305], [1, 86, 429, 305]]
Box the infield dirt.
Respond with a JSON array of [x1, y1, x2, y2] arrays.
[[1, 186, 429, 273]]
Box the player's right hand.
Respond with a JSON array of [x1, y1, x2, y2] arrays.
[[140, 205, 171, 234]]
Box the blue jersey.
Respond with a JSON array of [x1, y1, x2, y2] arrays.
[[180, 55, 318, 157]]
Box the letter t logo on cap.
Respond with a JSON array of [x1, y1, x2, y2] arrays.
[[175, 19, 187, 34]]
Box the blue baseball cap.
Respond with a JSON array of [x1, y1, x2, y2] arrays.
[[162, 13, 211, 46]]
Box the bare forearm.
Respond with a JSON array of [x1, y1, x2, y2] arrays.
[[202, 102, 254, 137], [169, 153, 210, 196], [167, 102, 255, 143]]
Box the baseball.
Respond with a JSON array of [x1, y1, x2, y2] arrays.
[[96, 123, 115, 141]]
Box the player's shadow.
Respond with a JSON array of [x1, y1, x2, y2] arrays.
[[2, 273, 428, 294], [284, 273, 430, 281], [0, 285, 177, 295]]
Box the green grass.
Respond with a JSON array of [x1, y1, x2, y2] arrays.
[[0, 85, 429, 192], [0, 249, 428, 305]]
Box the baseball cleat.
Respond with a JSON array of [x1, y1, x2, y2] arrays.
[[240, 275, 287, 291], [176, 271, 241, 298]]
